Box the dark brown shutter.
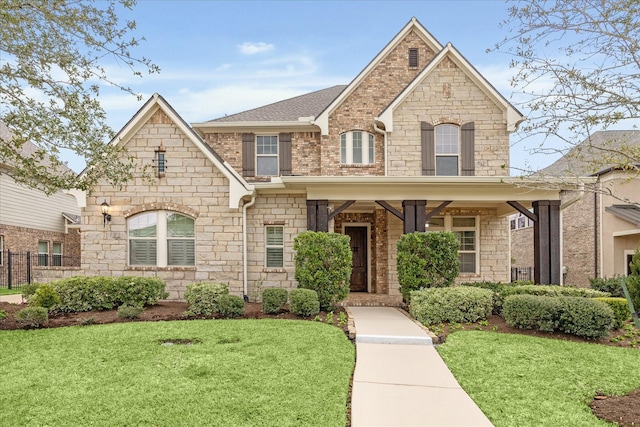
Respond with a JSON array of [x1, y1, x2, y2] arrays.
[[461, 122, 475, 176], [242, 133, 255, 177], [279, 132, 292, 176], [421, 122, 435, 176]]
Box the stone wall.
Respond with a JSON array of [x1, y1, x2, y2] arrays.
[[389, 57, 510, 176], [81, 109, 244, 300]]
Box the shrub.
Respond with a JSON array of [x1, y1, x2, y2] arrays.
[[503, 295, 563, 332], [409, 287, 493, 325], [626, 248, 640, 311], [503, 295, 615, 338], [294, 231, 351, 310], [29, 284, 61, 310], [184, 282, 229, 317], [558, 297, 614, 339], [500, 284, 609, 300], [460, 281, 508, 314], [218, 294, 245, 318], [590, 277, 624, 297], [21, 283, 40, 300], [0, 309, 7, 321], [262, 288, 288, 314], [289, 288, 320, 317], [14, 307, 48, 328], [117, 304, 144, 319], [51, 276, 168, 312], [397, 232, 460, 302], [594, 297, 631, 329]]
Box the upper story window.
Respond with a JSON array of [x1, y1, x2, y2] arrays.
[[340, 131, 374, 165], [154, 146, 166, 177], [510, 212, 534, 230], [435, 124, 459, 176], [256, 135, 278, 176], [128, 211, 195, 267]]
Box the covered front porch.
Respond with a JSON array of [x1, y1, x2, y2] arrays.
[[270, 176, 569, 295]]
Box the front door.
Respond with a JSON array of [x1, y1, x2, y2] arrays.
[[345, 226, 367, 292]]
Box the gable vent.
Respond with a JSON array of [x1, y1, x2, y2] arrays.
[[409, 48, 419, 68]]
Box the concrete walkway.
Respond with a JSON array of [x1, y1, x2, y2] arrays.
[[349, 307, 493, 427], [0, 294, 23, 304]]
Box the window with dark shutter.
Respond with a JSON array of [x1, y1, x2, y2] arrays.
[[421, 122, 435, 175], [279, 132, 292, 176], [242, 133, 255, 177], [461, 122, 475, 176], [409, 48, 419, 68]]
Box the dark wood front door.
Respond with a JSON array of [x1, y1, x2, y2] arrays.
[[345, 226, 367, 292]]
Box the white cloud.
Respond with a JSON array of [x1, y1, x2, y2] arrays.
[[238, 42, 275, 55]]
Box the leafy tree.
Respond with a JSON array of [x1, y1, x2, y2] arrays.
[[0, 0, 159, 194], [397, 232, 460, 302], [293, 231, 351, 310], [493, 0, 640, 198], [626, 247, 640, 312]]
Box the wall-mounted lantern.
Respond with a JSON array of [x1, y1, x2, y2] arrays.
[[101, 200, 112, 227]]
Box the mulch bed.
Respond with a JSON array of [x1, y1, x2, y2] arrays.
[[1, 302, 638, 425]]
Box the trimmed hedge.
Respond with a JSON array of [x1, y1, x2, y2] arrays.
[[594, 297, 631, 329], [503, 294, 614, 338], [500, 284, 609, 300], [397, 232, 460, 302], [218, 294, 245, 318], [184, 282, 229, 317], [29, 284, 61, 311], [409, 287, 493, 325], [51, 276, 168, 313], [262, 288, 288, 314], [589, 277, 624, 297], [460, 281, 509, 314], [294, 231, 351, 310], [289, 288, 320, 317]]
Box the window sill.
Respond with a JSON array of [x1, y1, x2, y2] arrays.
[[339, 164, 375, 168], [262, 268, 287, 273], [126, 266, 197, 271]]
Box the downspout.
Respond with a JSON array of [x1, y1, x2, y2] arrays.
[[373, 120, 388, 176], [242, 195, 256, 302], [558, 183, 585, 286]]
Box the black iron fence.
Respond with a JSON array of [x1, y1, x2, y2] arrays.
[[0, 250, 81, 289], [511, 266, 533, 282]]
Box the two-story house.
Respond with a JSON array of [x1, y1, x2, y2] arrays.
[[80, 18, 566, 300]]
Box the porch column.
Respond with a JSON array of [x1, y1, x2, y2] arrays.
[[533, 200, 561, 284], [306, 200, 328, 232], [402, 200, 426, 234]]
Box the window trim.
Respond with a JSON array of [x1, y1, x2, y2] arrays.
[[38, 241, 49, 267], [340, 131, 375, 165], [426, 215, 479, 274], [256, 135, 279, 176], [264, 225, 284, 268], [52, 242, 63, 267], [128, 210, 195, 267], [435, 124, 460, 176]]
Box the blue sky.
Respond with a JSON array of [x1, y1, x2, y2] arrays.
[[88, 0, 544, 173]]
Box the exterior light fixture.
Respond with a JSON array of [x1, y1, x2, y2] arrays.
[[101, 200, 111, 227]]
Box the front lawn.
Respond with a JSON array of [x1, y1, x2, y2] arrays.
[[438, 331, 640, 426], [0, 319, 354, 426], [0, 287, 22, 296]]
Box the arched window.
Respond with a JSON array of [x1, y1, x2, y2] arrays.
[[128, 211, 195, 266], [435, 124, 459, 176], [340, 131, 374, 165]]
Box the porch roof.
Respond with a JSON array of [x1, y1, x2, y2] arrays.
[[255, 175, 581, 216]]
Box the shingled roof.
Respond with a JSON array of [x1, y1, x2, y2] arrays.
[[539, 130, 640, 177], [208, 85, 347, 122]]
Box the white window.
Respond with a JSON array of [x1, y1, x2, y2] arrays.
[[52, 242, 62, 267], [435, 124, 459, 176], [256, 135, 278, 176], [426, 216, 479, 274], [265, 226, 284, 268], [128, 211, 195, 267], [155, 150, 166, 176], [38, 241, 49, 266], [0, 235, 3, 266], [340, 131, 374, 165]]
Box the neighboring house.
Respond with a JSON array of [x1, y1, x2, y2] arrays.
[[81, 18, 567, 300], [511, 130, 640, 287], [0, 122, 81, 287]]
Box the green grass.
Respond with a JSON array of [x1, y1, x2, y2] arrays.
[[0, 319, 354, 426], [438, 331, 640, 426], [0, 287, 22, 296]]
